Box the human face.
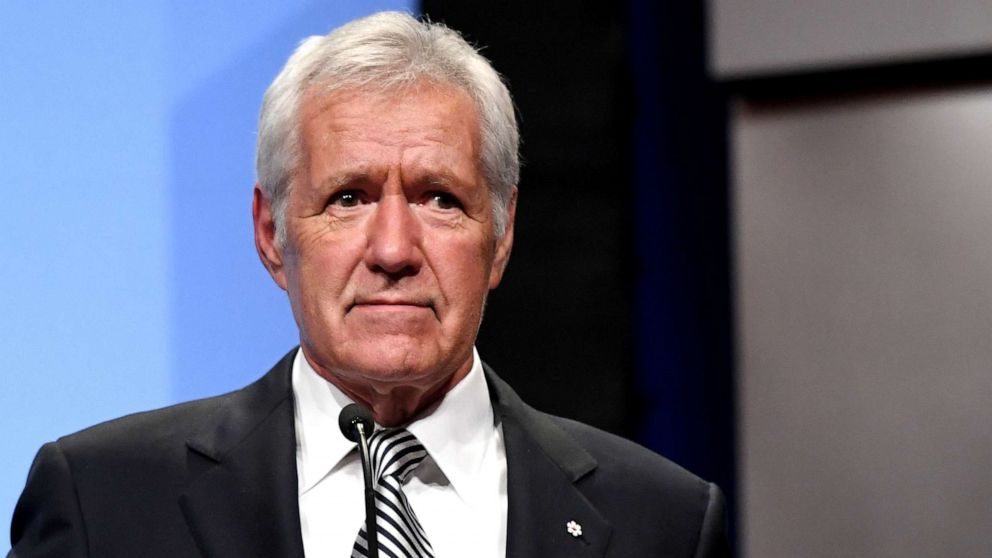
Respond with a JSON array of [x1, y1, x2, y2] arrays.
[[254, 83, 515, 403]]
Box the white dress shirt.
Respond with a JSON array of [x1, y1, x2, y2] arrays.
[[293, 347, 507, 558]]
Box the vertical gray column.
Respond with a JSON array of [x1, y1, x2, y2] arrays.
[[734, 88, 992, 557]]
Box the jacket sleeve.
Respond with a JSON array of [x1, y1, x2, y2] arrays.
[[9, 442, 89, 557], [693, 482, 732, 558]]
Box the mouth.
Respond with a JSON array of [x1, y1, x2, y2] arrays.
[[348, 297, 435, 313]]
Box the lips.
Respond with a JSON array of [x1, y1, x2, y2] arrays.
[[348, 297, 434, 312]]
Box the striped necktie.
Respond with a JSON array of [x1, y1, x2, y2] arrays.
[[352, 429, 435, 558]]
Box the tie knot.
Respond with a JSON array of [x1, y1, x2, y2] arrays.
[[368, 428, 428, 483]]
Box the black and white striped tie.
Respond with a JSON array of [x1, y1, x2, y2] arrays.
[[352, 429, 435, 558]]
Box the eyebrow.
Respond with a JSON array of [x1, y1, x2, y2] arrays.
[[423, 174, 455, 188], [315, 167, 471, 192], [317, 171, 375, 192], [411, 168, 470, 189]]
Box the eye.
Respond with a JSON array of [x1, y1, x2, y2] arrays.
[[424, 192, 462, 210], [328, 190, 364, 208]]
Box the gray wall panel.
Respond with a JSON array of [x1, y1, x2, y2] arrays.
[[735, 88, 992, 557]]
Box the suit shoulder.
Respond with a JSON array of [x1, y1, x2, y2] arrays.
[[486, 366, 714, 505], [549, 414, 712, 501], [54, 388, 238, 460], [545, 415, 728, 555]]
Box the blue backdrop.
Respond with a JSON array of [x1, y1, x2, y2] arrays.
[[0, 0, 413, 535]]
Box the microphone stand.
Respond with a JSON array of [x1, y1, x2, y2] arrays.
[[339, 404, 379, 558], [355, 420, 379, 558]]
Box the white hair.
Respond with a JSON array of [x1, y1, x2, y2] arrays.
[[256, 11, 519, 246]]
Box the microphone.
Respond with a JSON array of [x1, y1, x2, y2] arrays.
[[338, 403, 374, 443], [338, 403, 379, 558]]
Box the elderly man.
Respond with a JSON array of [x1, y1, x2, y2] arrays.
[[9, 12, 729, 558]]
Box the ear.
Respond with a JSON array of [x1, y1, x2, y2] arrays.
[[252, 185, 288, 290], [488, 187, 517, 289]]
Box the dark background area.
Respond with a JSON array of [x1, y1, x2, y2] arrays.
[[422, 1, 637, 435], [422, 0, 737, 545]]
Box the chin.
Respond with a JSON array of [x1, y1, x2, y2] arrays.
[[344, 342, 443, 382]]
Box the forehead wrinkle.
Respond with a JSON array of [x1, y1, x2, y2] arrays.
[[401, 142, 471, 175]]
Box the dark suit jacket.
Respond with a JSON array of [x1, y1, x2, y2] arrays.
[[9, 349, 729, 557]]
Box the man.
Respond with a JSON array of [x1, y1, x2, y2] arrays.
[[9, 12, 729, 558]]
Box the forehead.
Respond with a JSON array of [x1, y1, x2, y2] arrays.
[[299, 82, 480, 148], [293, 82, 485, 199]]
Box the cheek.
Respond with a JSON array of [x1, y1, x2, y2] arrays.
[[288, 245, 353, 314], [435, 238, 495, 310]]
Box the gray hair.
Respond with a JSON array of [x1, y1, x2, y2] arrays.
[[256, 11, 519, 247]]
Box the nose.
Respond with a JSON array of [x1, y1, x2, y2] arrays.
[[364, 193, 423, 277]]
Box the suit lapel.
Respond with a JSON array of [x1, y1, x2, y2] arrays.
[[179, 350, 305, 558], [173, 353, 611, 558], [486, 368, 612, 558]]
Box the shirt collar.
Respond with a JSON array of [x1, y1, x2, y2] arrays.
[[293, 347, 496, 500], [293, 349, 358, 495], [406, 347, 496, 503]]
